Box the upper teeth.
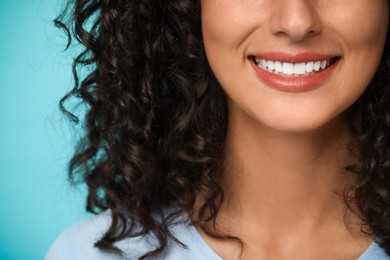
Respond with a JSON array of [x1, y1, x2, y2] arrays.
[[254, 58, 332, 76]]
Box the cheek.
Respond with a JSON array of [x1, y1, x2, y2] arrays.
[[201, 0, 266, 50], [332, 2, 389, 101], [202, 8, 239, 50], [329, 2, 388, 51]]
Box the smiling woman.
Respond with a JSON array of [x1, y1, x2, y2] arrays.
[[47, 0, 390, 259], [202, 0, 388, 133]]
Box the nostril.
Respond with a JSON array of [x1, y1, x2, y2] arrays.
[[270, 2, 322, 41]]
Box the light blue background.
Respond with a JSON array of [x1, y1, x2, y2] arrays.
[[0, 0, 91, 259]]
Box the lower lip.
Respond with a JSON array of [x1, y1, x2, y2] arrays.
[[251, 60, 338, 92]]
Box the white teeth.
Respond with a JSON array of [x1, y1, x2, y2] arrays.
[[254, 58, 333, 75], [294, 62, 306, 75], [320, 60, 327, 69], [274, 61, 283, 73], [282, 62, 294, 75], [313, 61, 321, 72], [261, 59, 267, 68], [267, 60, 275, 71], [306, 61, 314, 73]]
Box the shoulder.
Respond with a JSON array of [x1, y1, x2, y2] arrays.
[[45, 211, 156, 259], [359, 241, 390, 260], [45, 211, 116, 259], [45, 210, 221, 260]]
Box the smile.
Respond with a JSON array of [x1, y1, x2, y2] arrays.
[[253, 57, 338, 76], [249, 52, 340, 92]]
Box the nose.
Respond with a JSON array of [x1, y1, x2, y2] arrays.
[[270, 0, 322, 41]]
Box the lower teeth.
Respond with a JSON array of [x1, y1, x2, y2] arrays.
[[262, 67, 326, 76]]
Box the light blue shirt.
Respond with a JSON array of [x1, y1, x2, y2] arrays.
[[46, 210, 389, 259]]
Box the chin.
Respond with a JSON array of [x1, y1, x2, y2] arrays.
[[263, 114, 346, 135]]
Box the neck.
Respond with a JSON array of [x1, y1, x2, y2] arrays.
[[218, 107, 357, 238]]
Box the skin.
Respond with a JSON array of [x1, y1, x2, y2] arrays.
[[199, 0, 389, 259]]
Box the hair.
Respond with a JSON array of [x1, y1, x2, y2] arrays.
[[55, 0, 390, 258]]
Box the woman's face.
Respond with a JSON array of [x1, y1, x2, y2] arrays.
[[202, 0, 389, 133]]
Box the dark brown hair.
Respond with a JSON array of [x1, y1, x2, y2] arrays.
[[55, 0, 390, 258]]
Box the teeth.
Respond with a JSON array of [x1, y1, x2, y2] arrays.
[[294, 62, 306, 75], [275, 61, 283, 73], [267, 60, 275, 71], [320, 60, 327, 69], [254, 58, 334, 76], [306, 61, 314, 73], [282, 62, 294, 75], [313, 61, 321, 72], [261, 59, 267, 68]]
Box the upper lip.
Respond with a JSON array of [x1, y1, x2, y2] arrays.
[[250, 52, 340, 63]]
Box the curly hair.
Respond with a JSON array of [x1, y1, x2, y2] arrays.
[[55, 0, 390, 258]]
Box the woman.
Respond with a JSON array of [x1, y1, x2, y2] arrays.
[[47, 0, 390, 259]]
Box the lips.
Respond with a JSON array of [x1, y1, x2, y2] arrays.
[[249, 52, 340, 92]]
